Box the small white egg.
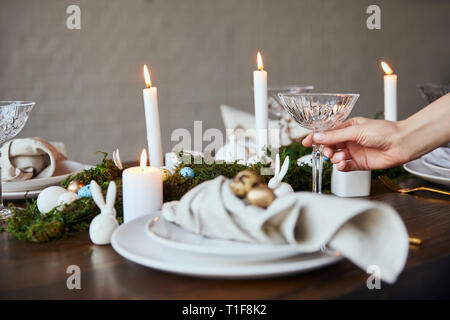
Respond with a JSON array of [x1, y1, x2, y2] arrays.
[[37, 186, 69, 214], [57, 192, 79, 208]]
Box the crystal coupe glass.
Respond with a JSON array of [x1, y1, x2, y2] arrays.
[[268, 86, 314, 119], [267, 86, 314, 147], [277, 93, 359, 193], [0, 101, 35, 221]]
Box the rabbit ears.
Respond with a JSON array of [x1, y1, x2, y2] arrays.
[[90, 180, 117, 212], [113, 149, 123, 170], [274, 154, 290, 181]]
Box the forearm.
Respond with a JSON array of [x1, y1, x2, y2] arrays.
[[397, 93, 450, 161]]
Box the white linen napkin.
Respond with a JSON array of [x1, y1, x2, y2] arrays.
[[423, 147, 450, 169], [163, 176, 409, 283], [0, 137, 67, 181]]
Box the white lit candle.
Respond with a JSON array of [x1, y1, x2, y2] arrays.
[[381, 61, 397, 121], [253, 51, 269, 158], [143, 65, 164, 167], [122, 149, 163, 223]]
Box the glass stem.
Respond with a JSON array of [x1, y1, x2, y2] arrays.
[[312, 141, 324, 193]]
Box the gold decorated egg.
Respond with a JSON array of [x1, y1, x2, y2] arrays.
[[246, 185, 276, 208], [230, 170, 261, 198], [161, 167, 171, 182], [67, 180, 84, 194], [260, 167, 272, 176]]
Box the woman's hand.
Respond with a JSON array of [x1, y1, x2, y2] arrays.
[[302, 117, 408, 171], [302, 93, 450, 171]]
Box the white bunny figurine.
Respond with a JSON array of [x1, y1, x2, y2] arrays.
[[268, 154, 294, 197], [89, 180, 119, 245]]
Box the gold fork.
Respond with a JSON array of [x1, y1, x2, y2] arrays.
[[378, 175, 450, 196]]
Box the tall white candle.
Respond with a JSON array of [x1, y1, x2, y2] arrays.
[[253, 51, 268, 158], [122, 149, 163, 223], [381, 61, 397, 121], [143, 65, 164, 167]]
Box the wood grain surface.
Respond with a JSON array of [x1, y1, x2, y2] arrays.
[[1, 177, 449, 299]]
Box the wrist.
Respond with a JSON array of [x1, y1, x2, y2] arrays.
[[394, 119, 417, 163], [395, 113, 446, 162]]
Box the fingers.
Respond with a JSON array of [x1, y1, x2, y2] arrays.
[[338, 117, 367, 129], [304, 134, 346, 160], [313, 125, 360, 146], [323, 147, 334, 159], [331, 149, 354, 163], [302, 133, 313, 147], [324, 143, 347, 158], [336, 160, 361, 172], [303, 117, 368, 148], [303, 134, 364, 172], [311, 117, 368, 146]]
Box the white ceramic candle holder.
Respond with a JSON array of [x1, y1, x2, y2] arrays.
[[331, 164, 371, 197]]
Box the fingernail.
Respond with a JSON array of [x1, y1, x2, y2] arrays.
[[323, 150, 330, 157], [337, 161, 345, 170], [313, 132, 326, 142]]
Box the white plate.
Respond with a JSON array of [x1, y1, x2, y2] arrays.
[[146, 215, 314, 262], [3, 160, 92, 192], [404, 158, 450, 186], [3, 189, 41, 200], [111, 214, 343, 279], [421, 157, 450, 177]]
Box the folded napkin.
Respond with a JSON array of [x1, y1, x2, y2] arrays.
[[423, 147, 450, 169], [1, 138, 67, 182], [163, 176, 409, 283]]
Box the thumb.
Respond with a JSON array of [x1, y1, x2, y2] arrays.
[[313, 125, 360, 145]]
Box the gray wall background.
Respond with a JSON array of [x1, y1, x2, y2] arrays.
[[1, 0, 449, 163]]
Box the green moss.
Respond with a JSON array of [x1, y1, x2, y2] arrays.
[[61, 151, 123, 188], [163, 142, 333, 201], [6, 145, 407, 242], [7, 153, 124, 243]]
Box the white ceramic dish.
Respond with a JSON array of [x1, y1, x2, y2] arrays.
[[111, 214, 343, 279], [146, 215, 313, 262], [3, 160, 92, 192], [421, 157, 450, 177], [2, 189, 41, 200], [404, 158, 450, 186]]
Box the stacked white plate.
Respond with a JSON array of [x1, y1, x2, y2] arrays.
[[111, 213, 344, 279], [3, 160, 92, 200], [403, 152, 450, 187]]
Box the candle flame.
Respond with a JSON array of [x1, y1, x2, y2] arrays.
[[143, 65, 152, 88], [381, 61, 393, 75], [140, 149, 148, 170], [257, 51, 264, 71]]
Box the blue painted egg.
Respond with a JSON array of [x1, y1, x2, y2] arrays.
[[180, 167, 195, 179], [77, 184, 92, 198]]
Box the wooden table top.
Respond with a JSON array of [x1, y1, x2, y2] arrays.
[[1, 177, 449, 299]]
